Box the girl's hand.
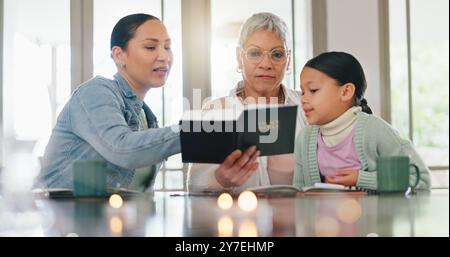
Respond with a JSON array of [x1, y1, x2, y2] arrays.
[[214, 146, 260, 188], [325, 170, 359, 186]]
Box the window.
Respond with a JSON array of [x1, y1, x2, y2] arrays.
[[154, 0, 185, 191], [389, 0, 449, 173], [2, 0, 71, 189]]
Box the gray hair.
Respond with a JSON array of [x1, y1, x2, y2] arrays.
[[238, 12, 290, 49]]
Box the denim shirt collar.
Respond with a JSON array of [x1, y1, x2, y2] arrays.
[[113, 72, 158, 127], [114, 73, 144, 109]]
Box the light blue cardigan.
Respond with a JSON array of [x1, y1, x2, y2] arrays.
[[293, 111, 431, 191]]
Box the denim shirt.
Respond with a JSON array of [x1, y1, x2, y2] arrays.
[[35, 73, 181, 189]]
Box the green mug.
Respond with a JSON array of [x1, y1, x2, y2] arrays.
[[376, 156, 420, 193], [73, 160, 107, 197]]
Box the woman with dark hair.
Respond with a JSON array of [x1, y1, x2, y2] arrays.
[[294, 51, 430, 191], [35, 14, 180, 191]]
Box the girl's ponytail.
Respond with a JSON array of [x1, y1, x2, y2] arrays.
[[358, 98, 373, 114]]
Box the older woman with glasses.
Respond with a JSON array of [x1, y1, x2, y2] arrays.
[[187, 12, 306, 193]]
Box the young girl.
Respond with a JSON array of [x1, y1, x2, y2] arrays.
[[294, 52, 430, 191]]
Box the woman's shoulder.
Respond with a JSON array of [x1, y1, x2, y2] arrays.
[[73, 76, 119, 97], [78, 75, 116, 89], [70, 76, 123, 107]]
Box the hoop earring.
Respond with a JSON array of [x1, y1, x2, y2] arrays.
[[236, 67, 242, 73], [286, 68, 292, 75]]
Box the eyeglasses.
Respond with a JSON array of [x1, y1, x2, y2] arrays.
[[242, 47, 289, 64]]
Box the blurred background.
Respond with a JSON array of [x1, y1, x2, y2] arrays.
[[0, 0, 448, 194]]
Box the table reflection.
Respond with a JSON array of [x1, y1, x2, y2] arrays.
[[38, 196, 156, 237], [295, 196, 371, 237], [186, 193, 272, 237], [2, 190, 446, 237]]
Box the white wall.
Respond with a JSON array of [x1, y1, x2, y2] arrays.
[[326, 0, 382, 116]]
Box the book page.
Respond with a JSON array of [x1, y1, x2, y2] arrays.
[[245, 183, 363, 196], [302, 183, 348, 192], [246, 184, 302, 193]]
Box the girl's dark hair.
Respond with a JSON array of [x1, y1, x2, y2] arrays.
[[110, 13, 160, 50], [304, 51, 373, 114]]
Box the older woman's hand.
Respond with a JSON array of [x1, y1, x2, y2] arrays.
[[214, 146, 260, 188]]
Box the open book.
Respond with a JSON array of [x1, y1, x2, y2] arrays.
[[246, 183, 363, 196], [180, 104, 298, 163]]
